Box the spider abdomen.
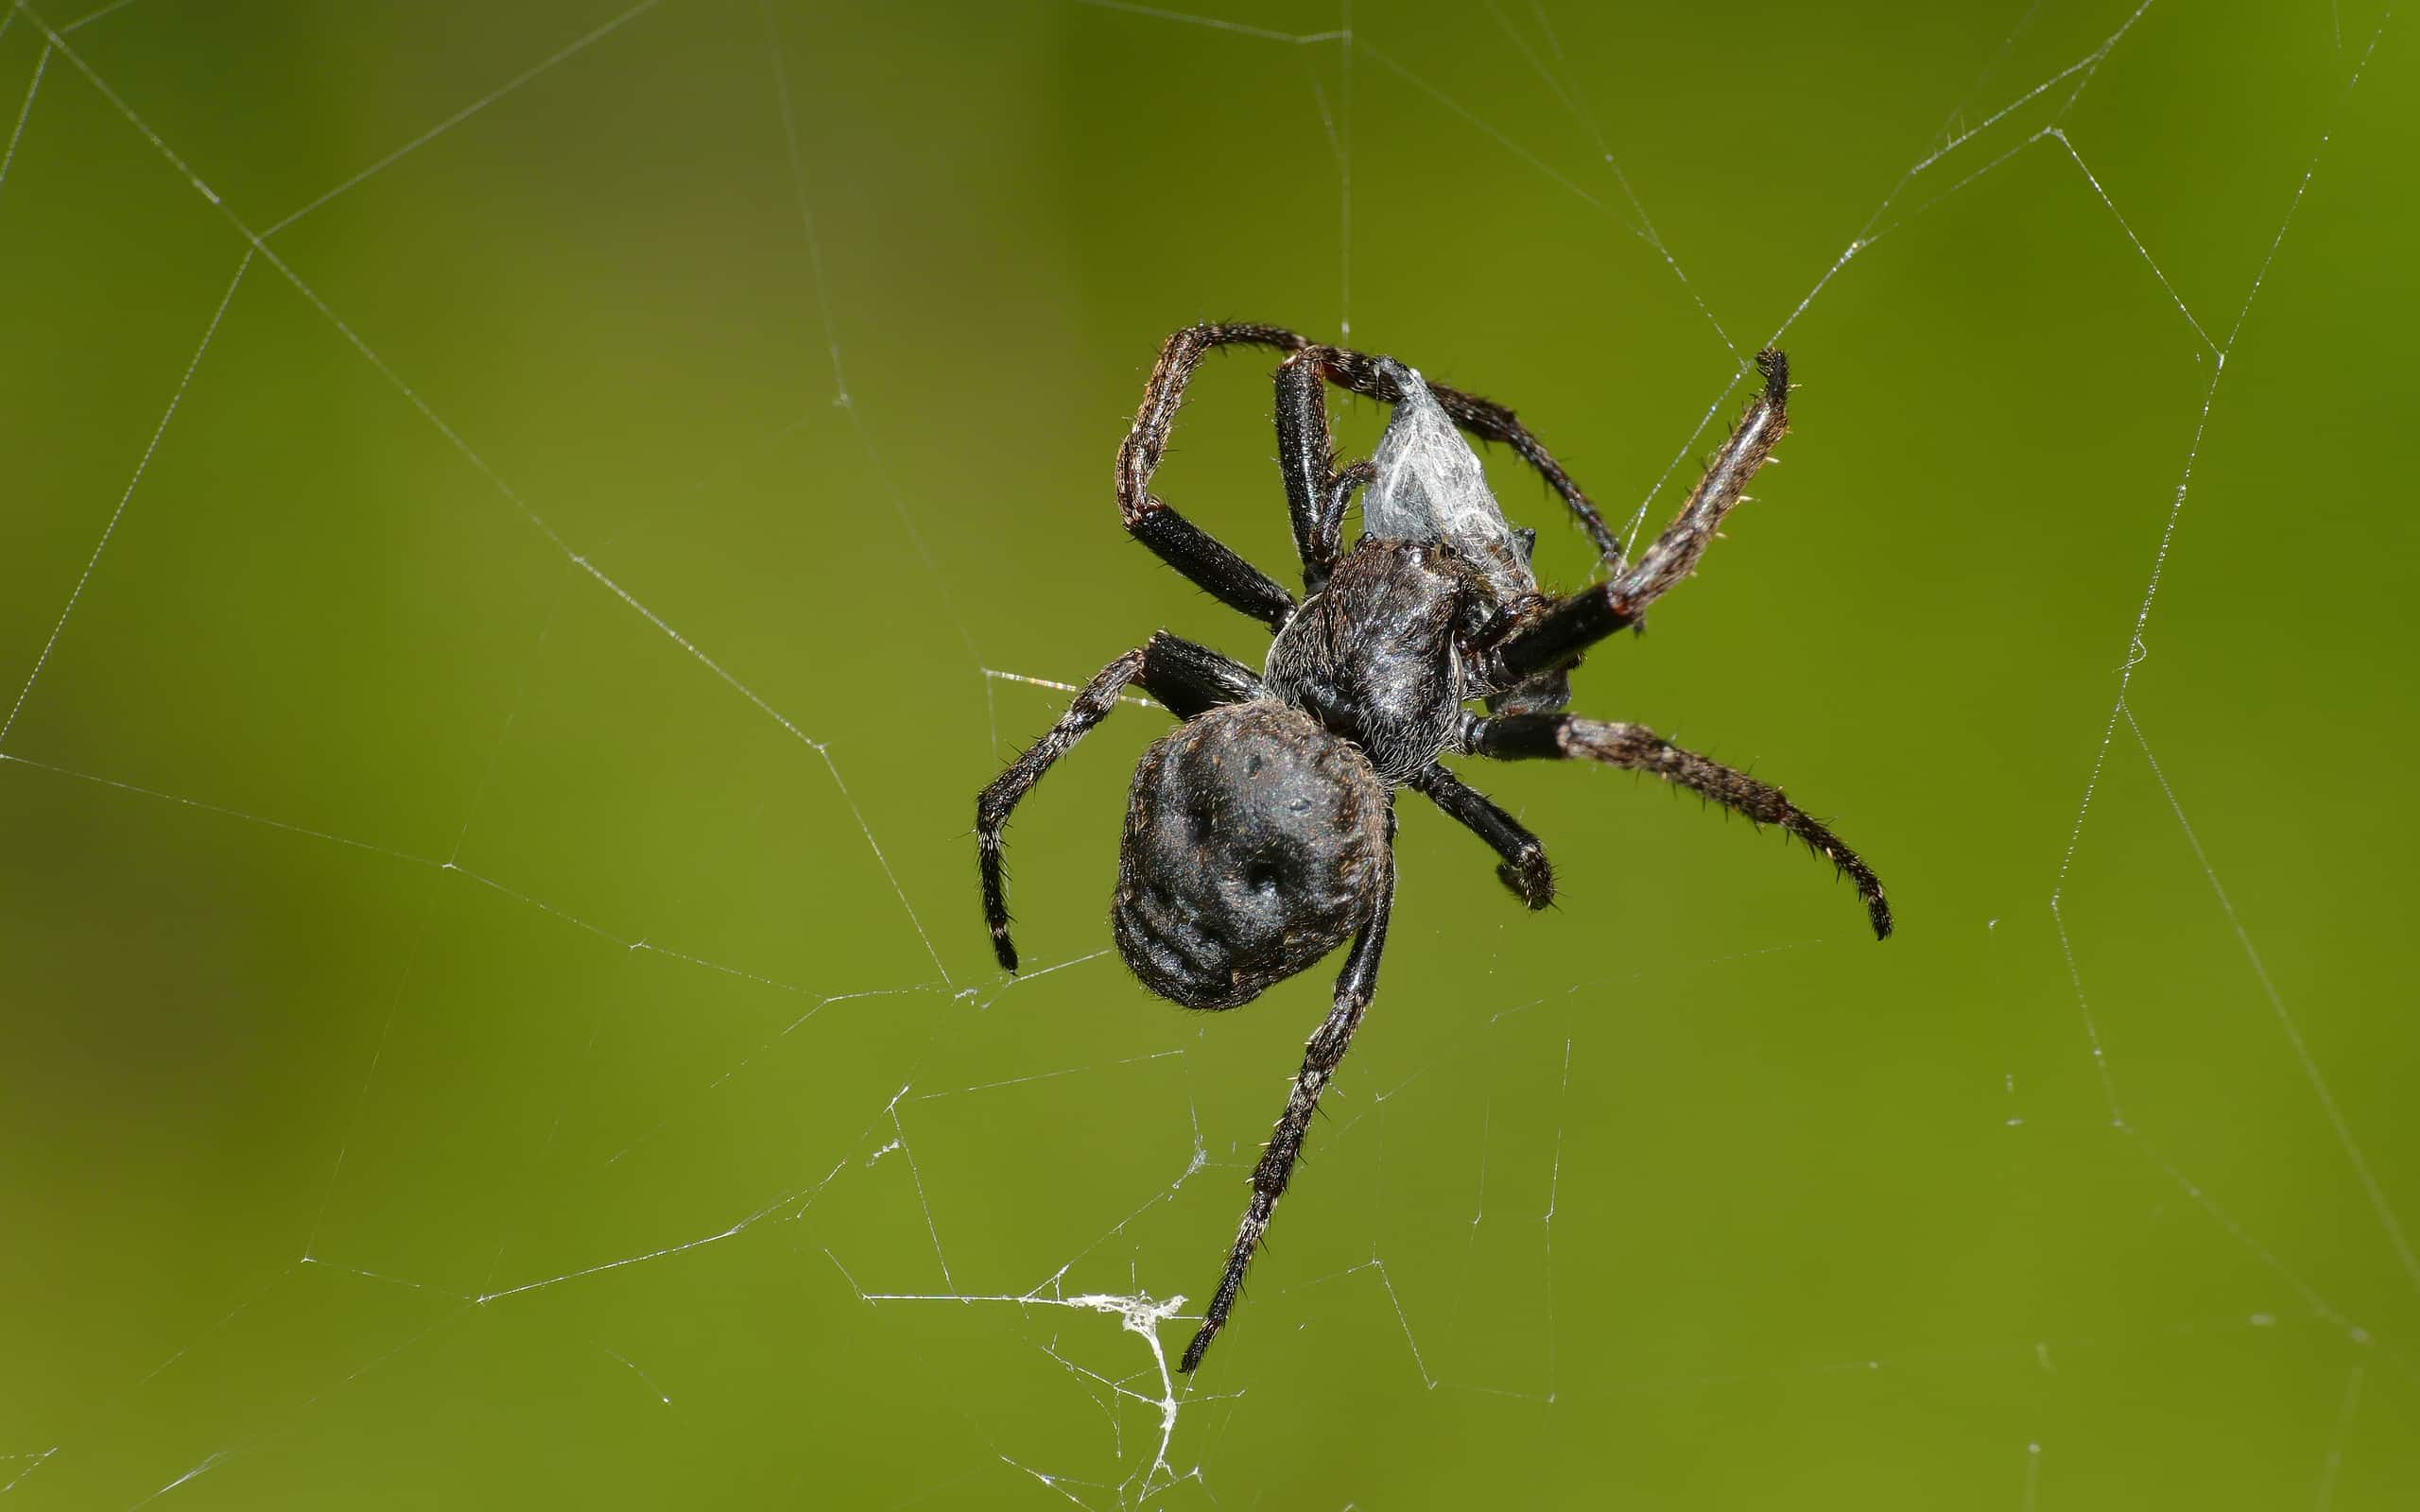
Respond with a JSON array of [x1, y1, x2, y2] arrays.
[[1265, 540, 1480, 784], [1112, 700, 1390, 1010]]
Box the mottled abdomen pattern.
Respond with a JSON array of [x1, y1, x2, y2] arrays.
[[1113, 701, 1391, 1009]]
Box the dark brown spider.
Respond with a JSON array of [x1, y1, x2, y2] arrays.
[[976, 324, 1892, 1373]]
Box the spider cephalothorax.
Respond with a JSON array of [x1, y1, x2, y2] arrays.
[[976, 324, 1892, 1373]]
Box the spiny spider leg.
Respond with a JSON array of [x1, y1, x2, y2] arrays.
[[1118, 325, 1308, 629], [977, 633, 1264, 971], [1182, 823, 1396, 1373], [1467, 711, 1893, 939], [1409, 763, 1555, 909], [1480, 350, 1793, 688]]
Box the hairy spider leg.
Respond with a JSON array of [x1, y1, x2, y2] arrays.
[[1181, 822, 1396, 1374], [1480, 349, 1793, 689], [977, 634, 1265, 971], [1132, 632, 1265, 717], [1272, 347, 1340, 583], [1273, 352, 1379, 594], [1118, 325, 1312, 630], [1467, 711, 1893, 939], [1409, 763, 1555, 909]]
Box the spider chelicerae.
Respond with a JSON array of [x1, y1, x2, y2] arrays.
[[977, 323, 1892, 1373]]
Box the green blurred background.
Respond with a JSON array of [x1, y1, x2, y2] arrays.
[[3, 1, 2413, 1505]]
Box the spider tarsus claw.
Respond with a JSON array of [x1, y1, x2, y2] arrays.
[[992, 934, 1019, 972], [1495, 858, 1555, 910], [1179, 1327, 1214, 1374]]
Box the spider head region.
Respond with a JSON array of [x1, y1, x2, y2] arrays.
[[1114, 701, 1390, 1010]]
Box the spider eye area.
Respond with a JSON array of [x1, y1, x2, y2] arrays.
[[1114, 700, 1389, 1010]]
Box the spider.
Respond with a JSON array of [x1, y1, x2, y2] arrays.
[[976, 323, 1892, 1374]]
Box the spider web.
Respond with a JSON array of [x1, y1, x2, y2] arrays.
[[2, 1, 2414, 1505]]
